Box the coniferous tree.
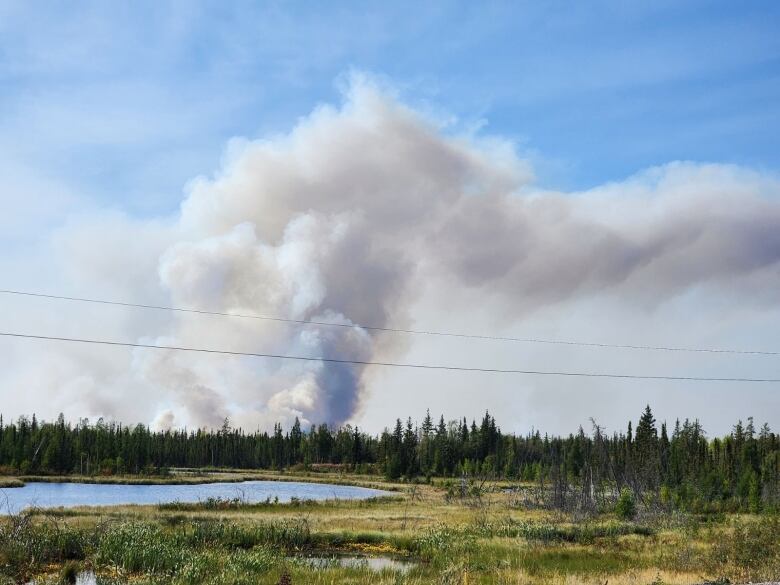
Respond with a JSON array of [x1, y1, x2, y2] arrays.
[[0, 407, 777, 512]]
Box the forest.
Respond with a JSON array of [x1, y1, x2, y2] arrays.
[[1, 406, 778, 514]]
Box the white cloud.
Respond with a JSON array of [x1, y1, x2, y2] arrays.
[[1, 77, 779, 434]]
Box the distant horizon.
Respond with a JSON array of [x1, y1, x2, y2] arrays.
[[1, 2, 779, 437], [1, 406, 771, 441]]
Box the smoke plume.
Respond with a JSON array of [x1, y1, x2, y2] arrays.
[[3, 76, 780, 431]]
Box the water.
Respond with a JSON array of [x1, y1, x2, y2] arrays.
[[295, 553, 416, 572], [28, 572, 97, 585], [0, 480, 390, 515], [35, 558, 416, 585]]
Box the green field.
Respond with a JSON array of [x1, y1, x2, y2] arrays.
[[2, 471, 779, 585]]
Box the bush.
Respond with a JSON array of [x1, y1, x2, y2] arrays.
[[706, 516, 780, 582], [0, 515, 90, 582], [659, 485, 672, 509], [615, 488, 637, 520]]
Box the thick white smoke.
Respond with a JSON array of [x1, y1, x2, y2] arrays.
[[2, 77, 779, 432], [132, 79, 529, 430]]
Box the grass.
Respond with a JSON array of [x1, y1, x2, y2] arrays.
[[2, 472, 779, 584], [16, 472, 271, 486], [157, 495, 404, 512], [10, 469, 404, 491]]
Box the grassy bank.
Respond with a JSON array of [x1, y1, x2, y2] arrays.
[[2, 473, 779, 584], [9, 469, 402, 491], [14, 474, 250, 486]]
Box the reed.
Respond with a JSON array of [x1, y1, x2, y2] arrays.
[[3, 474, 779, 584]]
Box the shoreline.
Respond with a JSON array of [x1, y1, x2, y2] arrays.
[[2, 470, 404, 492]]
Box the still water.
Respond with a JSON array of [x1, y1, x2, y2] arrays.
[[295, 553, 416, 572], [36, 556, 417, 585], [0, 480, 390, 514]]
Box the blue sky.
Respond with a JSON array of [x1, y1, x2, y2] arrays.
[[2, 2, 780, 432], [2, 0, 779, 218]]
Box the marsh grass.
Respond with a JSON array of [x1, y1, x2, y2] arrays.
[[0, 513, 92, 582], [59, 560, 82, 584], [157, 495, 403, 512], [470, 517, 655, 543], [2, 474, 777, 585], [13, 469, 407, 496], [703, 515, 780, 583], [17, 475, 212, 486]]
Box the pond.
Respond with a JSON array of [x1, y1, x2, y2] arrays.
[[0, 480, 390, 515], [32, 557, 417, 585], [294, 553, 417, 572]]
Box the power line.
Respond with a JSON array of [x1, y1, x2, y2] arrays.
[[0, 331, 777, 383], [1, 288, 777, 356]]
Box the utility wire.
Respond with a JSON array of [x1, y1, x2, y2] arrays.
[[0, 331, 777, 383], [1, 288, 777, 356]]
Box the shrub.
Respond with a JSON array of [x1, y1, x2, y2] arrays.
[[0, 515, 90, 582], [659, 485, 672, 509], [615, 488, 637, 520], [706, 516, 780, 583]]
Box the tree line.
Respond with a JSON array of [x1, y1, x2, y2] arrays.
[[0, 407, 778, 513]]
